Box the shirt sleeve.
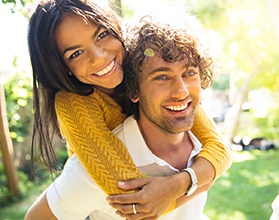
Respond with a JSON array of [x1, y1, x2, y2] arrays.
[[191, 105, 233, 180], [46, 155, 108, 220]]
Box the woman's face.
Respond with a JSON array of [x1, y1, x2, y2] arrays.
[[55, 13, 124, 93]]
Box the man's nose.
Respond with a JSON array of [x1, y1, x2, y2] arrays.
[[170, 77, 189, 100]]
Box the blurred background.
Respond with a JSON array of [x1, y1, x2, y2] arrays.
[[0, 0, 278, 219]]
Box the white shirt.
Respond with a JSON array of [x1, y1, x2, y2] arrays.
[[47, 116, 208, 219], [270, 195, 279, 220]]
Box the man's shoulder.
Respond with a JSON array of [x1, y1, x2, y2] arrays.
[[112, 115, 136, 138]]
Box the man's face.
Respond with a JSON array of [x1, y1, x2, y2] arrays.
[[132, 53, 201, 134]]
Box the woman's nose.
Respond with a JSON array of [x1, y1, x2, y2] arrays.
[[89, 45, 106, 65]]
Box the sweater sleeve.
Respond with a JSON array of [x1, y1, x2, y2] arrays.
[[191, 105, 232, 180], [55, 90, 176, 214], [55, 90, 146, 195]]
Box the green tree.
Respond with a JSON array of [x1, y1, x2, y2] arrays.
[[0, 83, 20, 197], [0, 0, 31, 200], [190, 0, 279, 141]]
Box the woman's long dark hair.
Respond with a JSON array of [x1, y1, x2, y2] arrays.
[[28, 0, 123, 173]]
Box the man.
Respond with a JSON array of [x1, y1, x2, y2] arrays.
[[104, 15, 214, 219], [27, 14, 217, 220]]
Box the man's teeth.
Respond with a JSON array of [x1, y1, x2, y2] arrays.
[[95, 60, 114, 76], [166, 103, 188, 111]]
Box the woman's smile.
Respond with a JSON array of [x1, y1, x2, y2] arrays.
[[55, 13, 124, 92], [93, 59, 115, 76]]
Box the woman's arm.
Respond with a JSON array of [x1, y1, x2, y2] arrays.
[[25, 90, 178, 219], [26, 98, 229, 219], [106, 106, 232, 219], [192, 105, 232, 179], [107, 158, 215, 219], [55, 90, 146, 194]]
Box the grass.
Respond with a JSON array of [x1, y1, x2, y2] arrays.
[[205, 149, 279, 220], [0, 150, 278, 219]]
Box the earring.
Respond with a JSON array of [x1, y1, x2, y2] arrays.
[[68, 71, 72, 76]]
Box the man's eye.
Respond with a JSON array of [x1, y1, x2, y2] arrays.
[[97, 30, 109, 41], [186, 67, 198, 76], [69, 50, 82, 59]]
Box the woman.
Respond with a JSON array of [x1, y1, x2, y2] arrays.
[[25, 0, 232, 219]]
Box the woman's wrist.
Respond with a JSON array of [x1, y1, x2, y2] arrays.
[[172, 172, 192, 197]]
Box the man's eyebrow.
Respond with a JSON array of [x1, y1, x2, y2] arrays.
[[62, 25, 102, 57], [147, 67, 172, 76]]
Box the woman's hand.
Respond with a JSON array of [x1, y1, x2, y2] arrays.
[[106, 174, 187, 220]]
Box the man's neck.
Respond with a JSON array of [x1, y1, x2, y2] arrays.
[[137, 116, 193, 170]]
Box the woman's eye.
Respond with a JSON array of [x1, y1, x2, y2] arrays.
[[154, 75, 169, 80], [69, 50, 82, 59], [97, 30, 109, 41]]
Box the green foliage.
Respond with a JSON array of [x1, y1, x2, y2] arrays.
[[1, 0, 21, 5], [0, 149, 68, 208], [0, 165, 31, 207], [212, 74, 230, 90], [1, 0, 34, 15], [0, 164, 54, 219], [254, 108, 279, 140], [4, 73, 33, 143]]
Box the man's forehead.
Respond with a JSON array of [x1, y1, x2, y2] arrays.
[[142, 53, 163, 70], [141, 52, 190, 74], [142, 51, 189, 64]]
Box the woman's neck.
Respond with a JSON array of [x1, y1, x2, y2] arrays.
[[95, 86, 115, 96]]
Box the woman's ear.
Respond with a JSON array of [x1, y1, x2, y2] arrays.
[[130, 95, 139, 103]]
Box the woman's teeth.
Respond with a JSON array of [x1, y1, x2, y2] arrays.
[[95, 60, 115, 76]]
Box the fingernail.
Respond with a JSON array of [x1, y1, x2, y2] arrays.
[[118, 181, 125, 186]]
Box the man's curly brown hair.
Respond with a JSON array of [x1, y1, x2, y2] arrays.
[[122, 15, 214, 118]]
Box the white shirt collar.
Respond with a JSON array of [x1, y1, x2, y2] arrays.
[[120, 116, 203, 169]]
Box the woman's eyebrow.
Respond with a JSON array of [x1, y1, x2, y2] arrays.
[[62, 26, 102, 56], [62, 45, 80, 57]]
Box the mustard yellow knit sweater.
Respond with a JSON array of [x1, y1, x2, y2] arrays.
[[55, 89, 231, 196]]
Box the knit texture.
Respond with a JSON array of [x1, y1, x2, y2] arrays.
[[56, 89, 146, 195], [192, 106, 232, 179]]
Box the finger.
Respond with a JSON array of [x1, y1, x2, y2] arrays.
[[110, 203, 139, 214], [110, 203, 139, 215], [107, 193, 139, 204], [117, 178, 150, 190]]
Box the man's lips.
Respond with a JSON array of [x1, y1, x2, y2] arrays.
[[164, 102, 190, 112]]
